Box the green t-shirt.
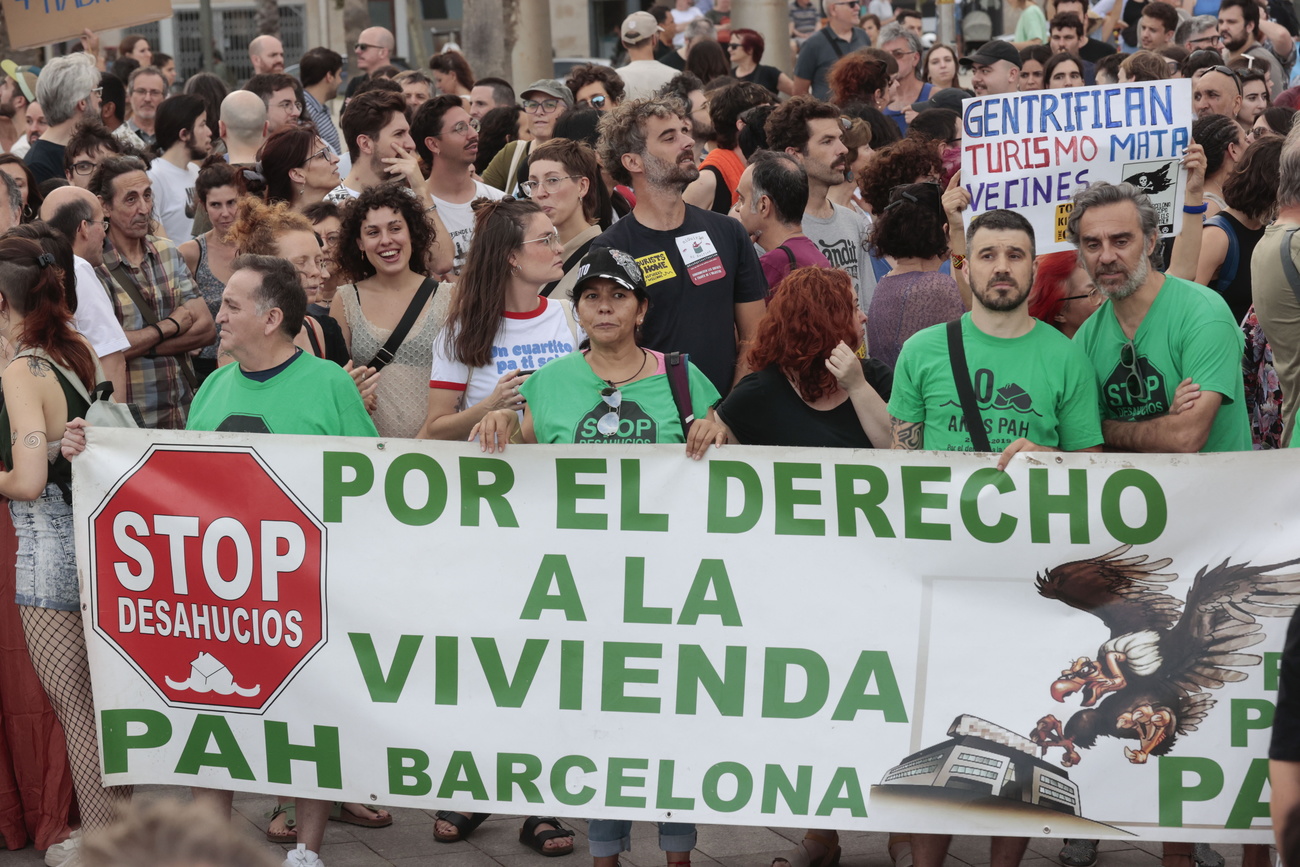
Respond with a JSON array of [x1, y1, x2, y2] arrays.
[[187, 352, 379, 437], [1072, 274, 1250, 453], [519, 350, 720, 444], [1015, 3, 1048, 44], [888, 313, 1103, 452]]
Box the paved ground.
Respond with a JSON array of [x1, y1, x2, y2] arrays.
[[0, 786, 1262, 867]]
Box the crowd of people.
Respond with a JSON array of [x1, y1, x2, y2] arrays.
[[4, 0, 1300, 865]]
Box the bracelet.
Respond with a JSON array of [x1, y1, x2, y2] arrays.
[[164, 315, 181, 336], [1183, 202, 1208, 214], [950, 253, 966, 270], [150, 322, 166, 343], [426, 201, 438, 212]]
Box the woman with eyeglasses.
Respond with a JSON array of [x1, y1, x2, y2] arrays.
[[865, 182, 965, 370], [259, 126, 341, 213], [179, 160, 246, 381], [1253, 105, 1296, 138], [565, 64, 626, 112], [470, 246, 724, 457], [421, 197, 580, 441], [1029, 250, 1103, 339], [524, 138, 606, 297], [1044, 52, 1086, 89], [728, 28, 794, 96], [0, 154, 43, 222], [482, 81, 575, 196]]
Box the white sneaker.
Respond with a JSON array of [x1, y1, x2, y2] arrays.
[[44, 830, 81, 867], [283, 843, 324, 867]]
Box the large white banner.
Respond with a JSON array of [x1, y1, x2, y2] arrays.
[[75, 429, 1292, 843], [960, 80, 1194, 251]]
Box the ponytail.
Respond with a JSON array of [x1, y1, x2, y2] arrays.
[[0, 237, 97, 390]]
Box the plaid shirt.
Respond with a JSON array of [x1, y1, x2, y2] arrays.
[[96, 235, 201, 430]]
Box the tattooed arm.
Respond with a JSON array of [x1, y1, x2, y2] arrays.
[[0, 356, 62, 501], [890, 416, 924, 450]]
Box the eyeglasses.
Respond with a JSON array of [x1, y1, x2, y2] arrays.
[[1194, 64, 1242, 92], [520, 230, 563, 252], [1120, 339, 1149, 402], [728, 42, 744, 49], [889, 48, 916, 59], [597, 386, 622, 436], [838, 115, 854, 130], [355, 43, 379, 52], [1235, 54, 1264, 72], [834, 0, 862, 7], [1248, 125, 1274, 140], [522, 98, 563, 114], [101, 217, 112, 229], [1186, 33, 1223, 47], [520, 176, 582, 197], [274, 100, 304, 114], [72, 160, 97, 176], [90, 87, 103, 98], [433, 118, 480, 137], [578, 94, 608, 109], [132, 88, 165, 98], [303, 145, 331, 164]]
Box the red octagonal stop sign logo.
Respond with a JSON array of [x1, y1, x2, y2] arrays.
[[88, 445, 326, 714]]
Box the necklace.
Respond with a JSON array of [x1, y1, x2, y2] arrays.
[[597, 348, 649, 386]]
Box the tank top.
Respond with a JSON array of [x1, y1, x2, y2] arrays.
[[0, 352, 90, 492], [1208, 211, 1266, 325], [339, 281, 451, 438], [194, 234, 227, 360]]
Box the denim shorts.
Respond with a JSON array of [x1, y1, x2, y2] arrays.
[[12, 484, 79, 611]]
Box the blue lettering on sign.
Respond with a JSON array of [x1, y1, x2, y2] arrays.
[[963, 83, 1180, 139]]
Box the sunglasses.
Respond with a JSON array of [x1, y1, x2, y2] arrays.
[[1120, 340, 1149, 402], [1195, 64, 1243, 92], [597, 386, 622, 436], [578, 94, 608, 109]]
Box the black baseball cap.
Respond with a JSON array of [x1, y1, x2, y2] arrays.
[[912, 87, 975, 113], [574, 247, 646, 296], [960, 40, 1022, 69]]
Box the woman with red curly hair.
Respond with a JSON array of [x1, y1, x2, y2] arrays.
[[716, 267, 892, 448], [827, 51, 894, 108]]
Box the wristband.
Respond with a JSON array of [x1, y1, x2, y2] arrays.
[[950, 253, 966, 270], [150, 322, 166, 343], [164, 315, 181, 337], [1183, 202, 1208, 214]]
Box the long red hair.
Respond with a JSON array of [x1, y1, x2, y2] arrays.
[[748, 268, 860, 403]]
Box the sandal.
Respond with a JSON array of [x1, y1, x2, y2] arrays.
[[434, 811, 490, 843], [265, 803, 297, 844], [519, 816, 575, 857], [330, 802, 393, 828], [772, 832, 841, 867]]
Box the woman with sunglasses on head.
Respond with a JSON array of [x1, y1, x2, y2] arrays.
[[728, 28, 794, 96], [260, 126, 342, 213], [421, 197, 581, 443], [470, 246, 724, 458], [179, 160, 247, 381], [1228, 59, 1269, 127]]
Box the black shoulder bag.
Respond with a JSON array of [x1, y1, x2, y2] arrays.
[[945, 319, 991, 452], [365, 277, 438, 372], [820, 26, 846, 57]]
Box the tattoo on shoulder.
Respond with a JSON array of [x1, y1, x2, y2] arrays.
[[890, 417, 924, 450], [25, 357, 50, 377]]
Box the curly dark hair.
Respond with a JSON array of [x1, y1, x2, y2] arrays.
[[857, 138, 943, 214], [827, 50, 892, 107], [765, 95, 843, 154], [195, 157, 247, 207], [565, 63, 626, 106], [907, 108, 958, 144], [334, 182, 435, 282], [708, 81, 771, 151], [1260, 105, 1297, 135], [868, 182, 949, 259], [1223, 134, 1283, 221]]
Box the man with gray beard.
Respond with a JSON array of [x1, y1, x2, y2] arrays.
[[1069, 181, 1250, 453]]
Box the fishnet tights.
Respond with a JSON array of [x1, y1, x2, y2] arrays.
[[18, 605, 132, 831]]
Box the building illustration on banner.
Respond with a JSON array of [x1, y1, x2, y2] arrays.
[[873, 545, 1300, 834]]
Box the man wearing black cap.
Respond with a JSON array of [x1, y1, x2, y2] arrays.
[[910, 87, 973, 114], [960, 40, 1022, 96]]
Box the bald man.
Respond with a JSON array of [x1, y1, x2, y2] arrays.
[[219, 90, 268, 164], [250, 35, 286, 75], [346, 26, 396, 99], [40, 186, 131, 399]]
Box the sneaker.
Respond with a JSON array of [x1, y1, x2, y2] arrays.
[[283, 843, 324, 867], [1194, 845, 1225, 867], [1059, 840, 1099, 867], [44, 830, 81, 867]]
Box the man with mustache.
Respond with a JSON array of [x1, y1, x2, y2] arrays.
[[89, 155, 216, 429], [766, 96, 870, 305], [1069, 181, 1250, 452], [591, 97, 765, 396], [889, 208, 1103, 478]]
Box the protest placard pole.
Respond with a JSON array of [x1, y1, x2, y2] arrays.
[[200, 0, 214, 74], [937, 0, 956, 46]]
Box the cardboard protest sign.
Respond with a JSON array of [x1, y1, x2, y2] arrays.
[[4, 0, 172, 51], [75, 430, 1293, 843], [960, 80, 1194, 252]]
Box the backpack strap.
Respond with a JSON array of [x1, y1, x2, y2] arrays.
[[1280, 227, 1300, 309], [777, 244, 797, 267], [946, 319, 991, 452], [820, 25, 846, 57], [1204, 213, 1240, 297], [366, 277, 437, 372], [665, 351, 695, 436]]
